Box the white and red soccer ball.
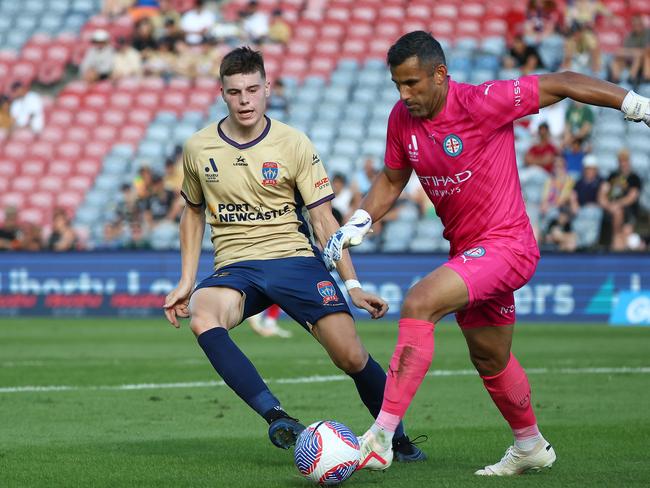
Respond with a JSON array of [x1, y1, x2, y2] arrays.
[[294, 420, 360, 485]]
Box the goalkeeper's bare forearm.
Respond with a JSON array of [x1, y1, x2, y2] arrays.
[[359, 166, 412, 223]]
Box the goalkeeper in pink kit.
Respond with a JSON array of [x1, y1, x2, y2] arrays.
[[324, 31, 650, 476]]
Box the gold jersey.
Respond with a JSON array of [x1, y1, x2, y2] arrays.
[[181, 116, 334, 270]]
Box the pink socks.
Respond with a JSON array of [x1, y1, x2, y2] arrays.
[[375, 318, 435, 433], [482, 353, 540, 442]]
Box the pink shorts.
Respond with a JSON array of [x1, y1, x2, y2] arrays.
[[444, 240, 540, 329]]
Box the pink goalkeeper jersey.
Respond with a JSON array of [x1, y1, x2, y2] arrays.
[[385, 75, 540, 255]]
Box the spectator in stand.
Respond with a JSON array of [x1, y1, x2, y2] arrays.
[[195, 39, 224, 79], [523, 0, 564, 44], [570, 154, 602, 212], [268, 79, 289, 115], [152, 0, 180, 38], [114, 183, 139, 224], [163, 156, 183, 192], [353, 156, 381, 196], [502, 35, 545, 75], [598, 149, 643, 251], [158, 17, 184, 49], [143, 32, 176, 78], [562, 136, 586, 178], [609, 16, 650, 85], [240, 0, 270, 44], [126, 220, 152, 249], [544, 207, 577, 251], [19, 223, 44, 251], [102, 0, 133, 19], [536, 157, 575, 249], [144, 173, 182, 228], [99, 219, 128, 249], [0, 206, 20, 250], [47, 208, 78, 251], [128, 0, 160, 22], [9, 81, 44, 134], [562, 23, 601, 75], [268, 8, 291, 45], [133, 165, 154, 200], [0, 95, 14, 137], [563, 100, 593, 148], [111, 37, 143, 79], [540, 156, 575, 219], [565, 0, 608, 30], [180, 0, 216, 45], [331, 173, 358, 224], [524, 122, 558, 173], [132, 17, 159, 54], [80, 29, 115, 82]]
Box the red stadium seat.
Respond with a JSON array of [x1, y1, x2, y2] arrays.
[[0, 159, 15, 178], [67, 175, 93, 192], [84, 142, 111, 160], [21, 158, 46, 176], [30, 141, 55, 159], [431, 20, 455, 39], [352, 6, 377, 23], [61, 80, 89, 95], [76, 109, 101, 126], [140, 77, 165, 92], [11, 61, 37, 84], [195, 77, 219, 92], [102, 109, 128, 126], [160, 92, 188, 115], [74, 158, 102, 177], [484, 19, 508, 37], [89, 80, 114, 94], [11, 128, 36, 143], [58, 94, 82, 110], [115, 77, 141, 92], [19, 207, 47, 226], [39, 175, 64, 192], [47, 45, 71, 64], [460, 2, 486, 18], [94, 125, 118, 143], [326, 7, 351, 22], [294, 23, 318, 41], [38, 61, 66, 86], [57, 142, 83, 160], [346, 22, 373, 39], [188, 91, 216, 111], [12, 176, 37, 192], [313, 39, 340, 56], [375, 21, 401, 40], [134, 92, 160, 109], [1, 192, 25, 208], [110, 92, 133, 108], [341, 38, 368, 61], [368, 38, 393, 59], [57, 191, 84, 209], [83, 93, 109, 109], [67, 127, 92, 143], [48, 109, 75, 127], [2, 141, 27, 160], [48, 159, 74, 178], [406, 4, 431, 18], [22, 46, 45, 64], [31, 191, 55, 209], [432, 4, 458, 19], [0, 178, 8, 193], [128, 108, 154, 125], [287, 39, 312, 58]]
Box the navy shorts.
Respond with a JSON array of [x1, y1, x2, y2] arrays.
[[194, 256, 352, 331]]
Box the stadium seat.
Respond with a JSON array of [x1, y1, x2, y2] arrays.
[[573, 206, 603, 249]]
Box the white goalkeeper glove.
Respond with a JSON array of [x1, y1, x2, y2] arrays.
[[323, 209, 372, 271], [621, 90, 650, 127]]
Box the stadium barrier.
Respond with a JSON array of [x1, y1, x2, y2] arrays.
[[0, 252, 648, 321]]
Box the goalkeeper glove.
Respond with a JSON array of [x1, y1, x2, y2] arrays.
[[323, 209, 372, 271], [621, 90, 650, 127]]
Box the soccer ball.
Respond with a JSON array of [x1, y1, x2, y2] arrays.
[[294, 420, 361, 485]]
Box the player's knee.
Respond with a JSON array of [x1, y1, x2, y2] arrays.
[[189, 314, 227, 337], [332, 348, 367, 374], [401, 294, 441, 322], [469, 351, 509, 377]]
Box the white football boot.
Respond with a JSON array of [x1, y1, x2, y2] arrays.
[[357, 429, 393, 471], [475, 439, 556, 476]]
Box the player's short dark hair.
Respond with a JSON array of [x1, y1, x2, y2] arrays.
[[220, 46, 266, 80], [387, 31, 446, 71]]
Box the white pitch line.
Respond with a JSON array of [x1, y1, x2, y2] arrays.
[[1, 367, 648, 394]]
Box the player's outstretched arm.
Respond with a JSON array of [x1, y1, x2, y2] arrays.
[[538, 71, 650, 126], [163, 205, 205, 327], [309, 202, 388, 319], [323, 166, 411, 269]]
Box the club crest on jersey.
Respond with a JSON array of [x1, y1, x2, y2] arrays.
[[317, 281, 338, 304], [262, 161, 279, 186], [463, 247, 486, 258], [443, 134, 463, 157]]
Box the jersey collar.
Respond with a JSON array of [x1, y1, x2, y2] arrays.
[[217, 115, 272, 149]]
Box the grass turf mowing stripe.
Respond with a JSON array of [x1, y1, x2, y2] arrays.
[[1, 366, 649, 394]]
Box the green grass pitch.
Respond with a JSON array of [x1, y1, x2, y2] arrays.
[[1, 318, 649, 487]]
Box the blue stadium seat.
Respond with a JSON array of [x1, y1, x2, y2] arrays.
[[353, 87, 378, 104], [146, 124, 173, 143], [337, 59, 359, 72], [150, 221, 179, 250], [296, 86, 322, 104], [72, 0, 96, 14], [357, 71, 385, 86], [409, 237, 438, 252], [155, 111, 178, 125], [310, 124, 337, 143], [303, 75, 326, 88], [103, 155, 130, 175], [323, 86, 349, 104], [174, 124, 197, 145], [481, 37, 507, 56], [110, 144, 135, 160], [316, 105, 342, 122], [415, 218, 444, 240], [330, 70, 356, 87], [325, 156, 353, 175], [360, 139, 385, 158], [573, 206, 603, 249], [331, 138, 359, 160], [181, 111, 206, 127]]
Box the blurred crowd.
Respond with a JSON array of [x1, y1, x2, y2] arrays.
[[0, 0, 648, 253]]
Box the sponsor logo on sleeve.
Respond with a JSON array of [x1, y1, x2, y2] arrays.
[[203, 158, 219, 182], [312, 153, 321, 165], [314, 177, 330, 190]]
